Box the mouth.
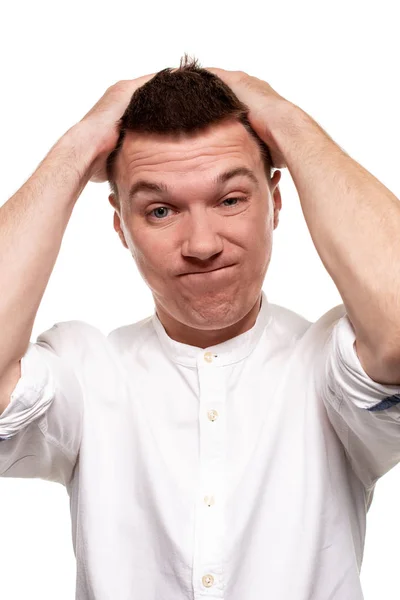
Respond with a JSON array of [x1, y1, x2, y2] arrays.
[[180, 264, 236, 277]]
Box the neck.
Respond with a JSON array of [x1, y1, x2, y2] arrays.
[[155, 294, 262, 349]]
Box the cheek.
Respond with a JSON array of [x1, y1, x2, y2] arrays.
[[130, 229, 174, 277], [245, 215, 274, 269], [241, 208, 271, 247]]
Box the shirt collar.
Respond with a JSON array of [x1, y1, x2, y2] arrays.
[[151, 290, 272, 367]]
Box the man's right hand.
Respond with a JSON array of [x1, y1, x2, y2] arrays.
[[79, 73, 156, 183], [0, 71, 156, 396]]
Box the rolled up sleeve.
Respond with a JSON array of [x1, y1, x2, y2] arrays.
[[322, 314, 400, 490], [0, 342, 55, 439], [0, 323, 84, 486]]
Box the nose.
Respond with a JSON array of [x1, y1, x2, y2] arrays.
[[181, 210, 224, 261]]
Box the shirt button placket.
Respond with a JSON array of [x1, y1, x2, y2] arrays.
[[193, 350, 226, 598]]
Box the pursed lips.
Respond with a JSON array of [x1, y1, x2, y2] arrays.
[[179, 264, 236, 276]]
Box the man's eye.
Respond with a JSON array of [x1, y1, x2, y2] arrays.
[[146, 197, 249, 220], [221, 196, 249, 208], [222, 197, 240, 207], [147, 207, 171, 219]]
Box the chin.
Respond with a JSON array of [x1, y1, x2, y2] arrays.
[[177, 293, 250, 329]]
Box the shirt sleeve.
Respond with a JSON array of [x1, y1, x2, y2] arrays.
[[321, 312, 400, 490], [0, 322, 84, 486]]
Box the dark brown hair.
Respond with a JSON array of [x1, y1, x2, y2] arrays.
[[106, 54, 273, 200]]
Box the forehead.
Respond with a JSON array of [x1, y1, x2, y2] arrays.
[[114, 119, 265, 195]]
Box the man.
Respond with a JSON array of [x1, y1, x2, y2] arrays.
[[1, 54, 400, 599]]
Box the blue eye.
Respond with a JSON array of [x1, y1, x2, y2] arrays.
[[150, 207, 171, 219]]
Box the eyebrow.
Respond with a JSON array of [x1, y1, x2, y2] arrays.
[[127, 166, 259, 205]]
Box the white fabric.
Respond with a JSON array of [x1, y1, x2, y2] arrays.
[[1, 290, 400, 600]]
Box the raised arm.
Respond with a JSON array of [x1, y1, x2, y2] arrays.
[[0, 74, 155, 413]]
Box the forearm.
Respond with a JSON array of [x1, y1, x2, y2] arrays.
[[268, 102, 400, 356], [0, 122, 99, 375]]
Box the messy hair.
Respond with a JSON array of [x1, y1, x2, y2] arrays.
[[106, 54, 273, 200]]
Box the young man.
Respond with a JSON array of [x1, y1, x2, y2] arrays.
[[1, 55, 400, 599]]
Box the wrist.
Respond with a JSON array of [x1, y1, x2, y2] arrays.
[[265, 99, 306, 137], [265, 101, 321, 155], [57, 121, 106, 181], [260, 100, 326, 170]]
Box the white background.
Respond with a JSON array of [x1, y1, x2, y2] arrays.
[[0, 0, 399, 598]]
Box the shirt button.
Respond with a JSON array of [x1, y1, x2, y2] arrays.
[[204, 495, 215, 507], [207, 409, 219, 422], [202, 574, 215, 588], [203, 351, 213, 363]]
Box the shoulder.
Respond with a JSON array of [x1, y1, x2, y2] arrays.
[[37, 319, 106, 345], [36, 314, 157, 358], [268, 303, 311, 347], [35, 320, 109, 364], [268, 302, 347, 349], [106, 315, 156, 355]]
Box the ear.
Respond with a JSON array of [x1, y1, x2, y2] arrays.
[[270, 170, 282, 230], [108, 193, 129, 249]]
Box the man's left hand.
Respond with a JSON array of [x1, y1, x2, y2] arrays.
[[206, 67, 292, 169]]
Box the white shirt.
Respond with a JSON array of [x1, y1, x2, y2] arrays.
[[1, 290, 400, 600]]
